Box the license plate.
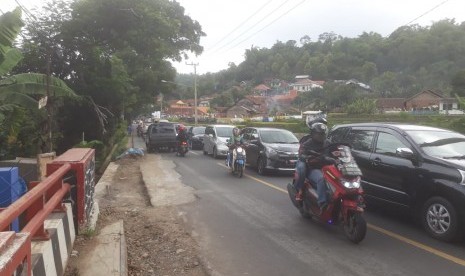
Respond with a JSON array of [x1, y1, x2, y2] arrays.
[[288, 160, 297, 164]]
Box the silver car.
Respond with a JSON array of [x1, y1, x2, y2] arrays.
[[203, 125, 235, 158]]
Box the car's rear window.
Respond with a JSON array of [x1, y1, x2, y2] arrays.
[[152, 123, 175, 134], [192, 127, 206, 135], [259, 129, 298, 144], [216, 127, 233, 137]]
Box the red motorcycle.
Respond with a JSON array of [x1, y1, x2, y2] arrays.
[[177, 141, 189, 157], [287, 143, 367, 243]]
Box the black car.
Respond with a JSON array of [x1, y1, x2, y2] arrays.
[[242, 127, 299, 175], [145, 122, 178, 152], [187, 126, 206, 150], [328, 123, 465, 241]]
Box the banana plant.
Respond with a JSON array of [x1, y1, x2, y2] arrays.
[[0, 7, 76, 113]]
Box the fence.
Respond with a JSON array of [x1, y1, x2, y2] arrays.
[[0, 148, 95, 275]]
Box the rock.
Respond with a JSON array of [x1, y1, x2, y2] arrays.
[[142, 253, 149, 258], [176, 249, 185, 254]]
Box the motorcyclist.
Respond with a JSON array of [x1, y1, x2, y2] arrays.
[[227, 127, 244, 167], [294, 117, 328, 201], [176, 124, 188, 151], [295, 121, 336, 211]]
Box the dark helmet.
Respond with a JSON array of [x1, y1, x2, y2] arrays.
[[232, 127, 240, 136], [310, 122, 328, 143]]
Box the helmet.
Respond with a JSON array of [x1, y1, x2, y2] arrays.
[[177, 124, 186, 132], [306, 115, 328, 130], [232, 127, 240, 136], [310, 122, 327, 143]]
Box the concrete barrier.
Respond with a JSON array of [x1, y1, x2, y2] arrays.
[[31, 202, 75, 276]]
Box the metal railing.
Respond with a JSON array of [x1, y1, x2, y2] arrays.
[[0, 162, 73, 275]]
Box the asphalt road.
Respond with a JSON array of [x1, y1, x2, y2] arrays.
[[135, 136, 465, 276]]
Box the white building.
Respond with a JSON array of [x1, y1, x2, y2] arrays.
[[292, 79, 325, 92]]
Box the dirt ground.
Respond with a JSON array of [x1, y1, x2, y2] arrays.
[[64, 156, 209, 276]]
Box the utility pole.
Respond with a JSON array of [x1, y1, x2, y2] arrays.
[[186, 62, 199, 126]]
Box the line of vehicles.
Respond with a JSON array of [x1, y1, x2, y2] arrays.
[[142, 120, 465, 243]]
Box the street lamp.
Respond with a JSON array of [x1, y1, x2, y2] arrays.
[[161, 79, 198, 126]]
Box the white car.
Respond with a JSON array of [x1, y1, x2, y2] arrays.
[[203, 125, 235, 158]]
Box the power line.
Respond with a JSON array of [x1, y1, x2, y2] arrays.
[[14, 0, 38, 23], [224, 0, 306, 53], [404, 0, 450, 26], [207, 0, 274, 51], [209, 0, 294, 55]]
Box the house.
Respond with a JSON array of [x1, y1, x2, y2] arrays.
[[335, 79, 372, 91], [165, 106, 208, 117], [168, 100, 188, 108], [295, 75, 310, 80], [199, 100, 210, 107], [226, 96, 269, 118], [291, 79, 325, 92], [253, 84, 271, 96], [376, 90, 461, 114], [405, 90, 459, 111]]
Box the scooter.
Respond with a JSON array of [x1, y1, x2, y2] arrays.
[[287, 143, 367, 243], [177, 141, 189, 157], [227, 142, 246, 177]]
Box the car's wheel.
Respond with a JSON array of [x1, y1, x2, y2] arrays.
[[422, 196, 460, 242], [213, 147, 218, 159], [257, 157, 267, 175]]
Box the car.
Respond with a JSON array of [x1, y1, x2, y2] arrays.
[[327, 123, 465, 241], [145, 122, 178, 152], [187, 126, 206, 150], [203, 125, 235, 158], [242, 127, 299, 175]]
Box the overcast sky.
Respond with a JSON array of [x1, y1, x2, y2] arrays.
[[3, 0, 465, 75]]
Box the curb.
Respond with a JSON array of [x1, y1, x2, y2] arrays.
[[77, 220, 127, 276], [83, 161, 127, 276]]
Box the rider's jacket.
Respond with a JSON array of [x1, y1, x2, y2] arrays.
[[299, 137, 334, 169], [176, 130, 188, 142], [227, 135, 243, 149]]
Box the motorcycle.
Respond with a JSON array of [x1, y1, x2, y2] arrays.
[[137, 124, 143, 137], [227, 142, 246, 177], [177, 141, 189, 157], [287, 143, 367, 243]]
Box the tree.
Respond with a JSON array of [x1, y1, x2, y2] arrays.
[[451, 70, 465, 97], [16, 0, 205, 153], [0, 7, 76, 154]]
